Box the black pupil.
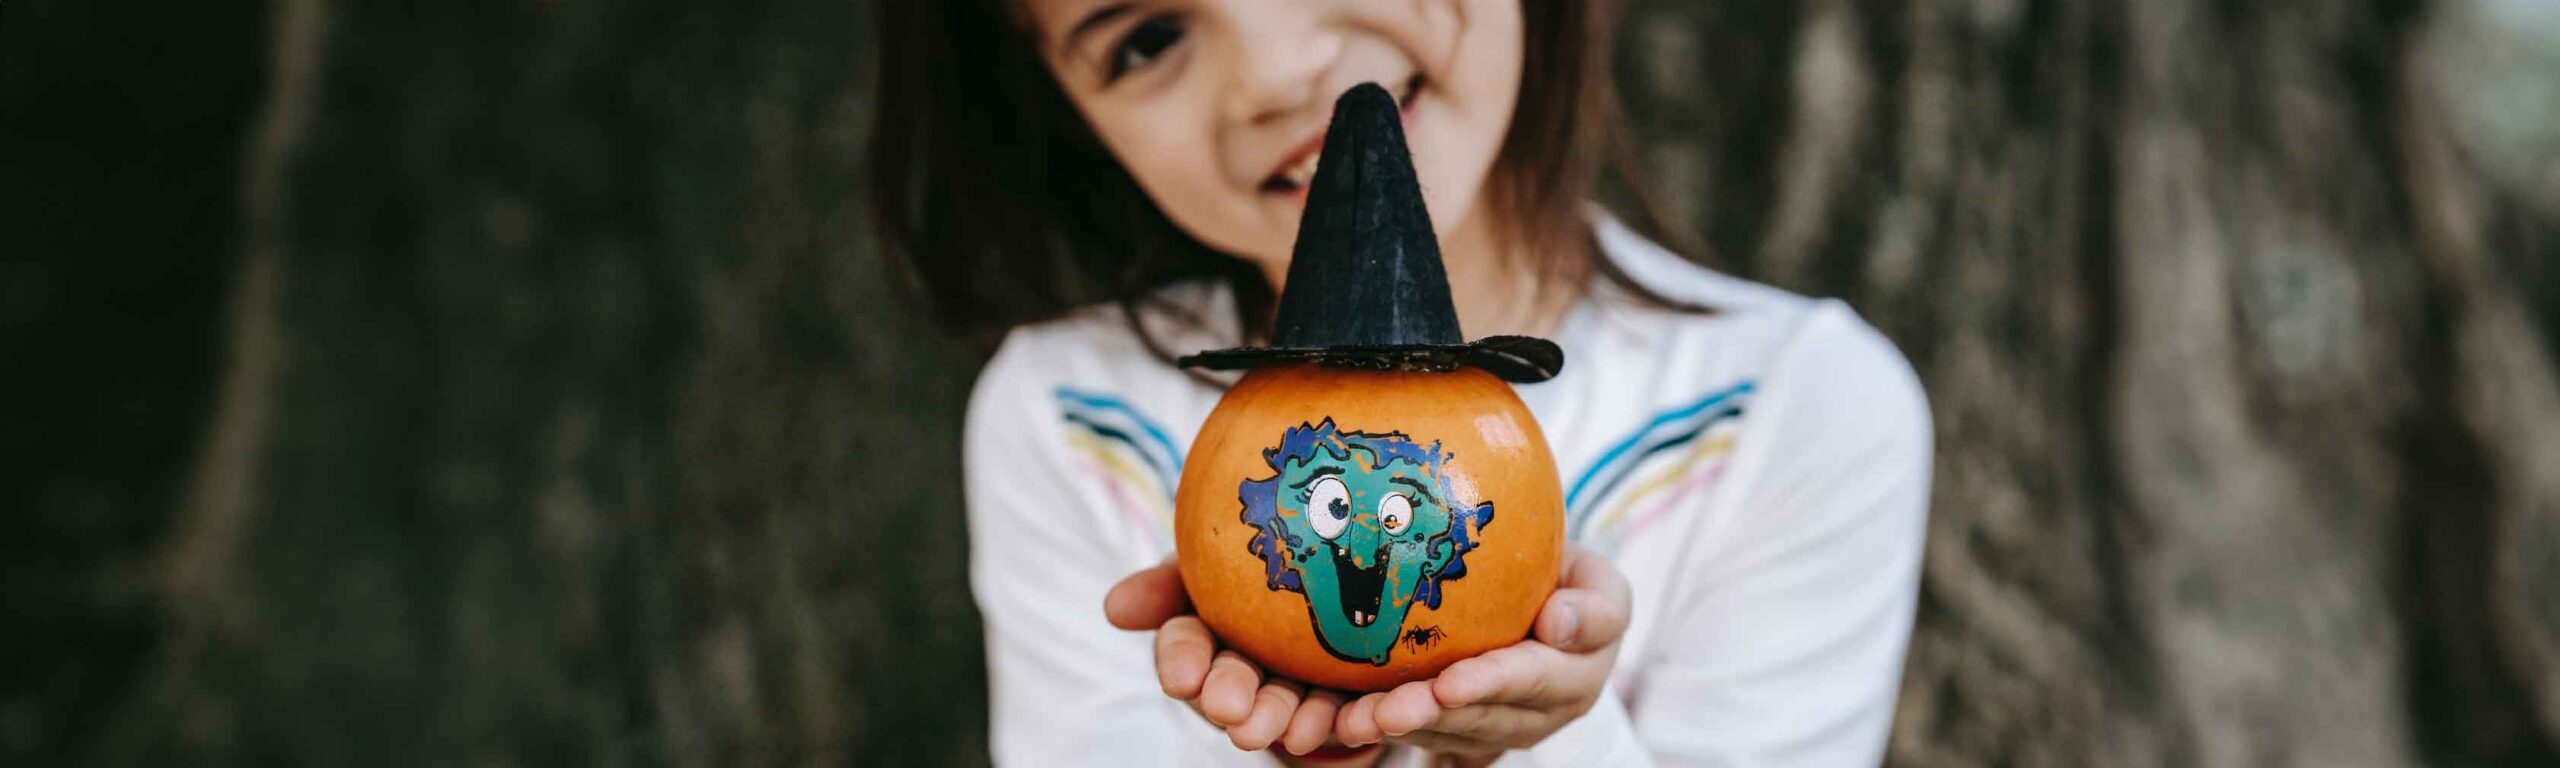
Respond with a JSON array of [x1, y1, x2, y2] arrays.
[[1117, 17, 1181, 71], [1327, 497, 1349, 519]]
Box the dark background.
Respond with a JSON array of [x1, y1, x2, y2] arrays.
[[5, 0, 2558, 765]]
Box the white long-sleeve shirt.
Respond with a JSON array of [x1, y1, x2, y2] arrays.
[[963, 213, 1933, 767]]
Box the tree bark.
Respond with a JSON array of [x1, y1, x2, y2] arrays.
[[7, 0, 2555, 765], [125, 0, 989, 764], [1616, 0, 2560, 764]]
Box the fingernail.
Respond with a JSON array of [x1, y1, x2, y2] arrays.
[[1552, 604, 1580, 646]]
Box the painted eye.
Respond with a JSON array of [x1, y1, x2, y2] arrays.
[[1308, 476, 1351, 540], [1379, 493, 1412, 535]]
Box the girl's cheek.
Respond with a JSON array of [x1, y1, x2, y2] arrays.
[[1124, 140, 1278, 256], [1092, 107, 1219, 201]]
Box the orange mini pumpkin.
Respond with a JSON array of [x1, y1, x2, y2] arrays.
[[1173, 84, 1566, 691], [1177, 365, 1562, 690]]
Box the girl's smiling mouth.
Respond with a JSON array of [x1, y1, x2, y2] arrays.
[[1259, 76, 1426, 200]]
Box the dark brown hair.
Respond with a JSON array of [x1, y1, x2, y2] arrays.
[[868, 0, 1674, 351]]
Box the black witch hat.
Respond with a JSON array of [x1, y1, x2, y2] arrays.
[[1178, 83, 1565, 383]]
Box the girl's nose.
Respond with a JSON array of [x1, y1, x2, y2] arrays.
[[1222, 3, 1344, 125]]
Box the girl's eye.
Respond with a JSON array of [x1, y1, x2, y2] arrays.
[[1378, 493, 1412, 535], [1307, 476, 1351, 540], [1108, 15, 1185, 80]]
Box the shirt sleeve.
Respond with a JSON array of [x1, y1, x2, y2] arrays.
[[1613, 301, 1934, 767], [1487, 302, 1930, 768], [965, 334, 1278, 767]]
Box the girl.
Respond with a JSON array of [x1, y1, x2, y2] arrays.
[[870, 1, 1932, 765]]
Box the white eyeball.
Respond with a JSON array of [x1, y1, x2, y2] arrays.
[[1308, 476, 1351, 540], [1378, 493, 1412, 535]]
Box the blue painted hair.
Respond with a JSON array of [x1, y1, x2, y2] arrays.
[[1236, 418, 1492, 607]]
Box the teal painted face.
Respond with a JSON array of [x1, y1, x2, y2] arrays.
[[1240, 419, 1493, 665]]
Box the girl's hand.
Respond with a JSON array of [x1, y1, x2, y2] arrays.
[[1331, 544, 1632, 759], [1104, 560, 1354, 757]]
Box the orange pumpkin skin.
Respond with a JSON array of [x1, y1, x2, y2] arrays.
[[1176, 363, 1564, 692]]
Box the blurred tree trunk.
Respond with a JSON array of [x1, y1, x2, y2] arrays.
[[126, 0, 991, 764], [1615, 0, 2560, 765], [0, 0, 263, 762], [29, 0, 2548, 765]]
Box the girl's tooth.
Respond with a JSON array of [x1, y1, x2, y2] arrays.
[[1288, 153, 1320, 185]]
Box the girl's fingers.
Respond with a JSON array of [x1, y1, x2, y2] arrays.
[[1227, 679, 1304, 751], [1104, 559, 1192, 631], [1535, 547, 1632, 652], [1281, 689, 1347, 755], [1153, 616, 1216, 699], [1413, 702, 1539, 745], [1198, 651, 1266, 727], [1431, 643, 1573, 708], [1372, 680, 1443, 737], [1335, 691, 1387, 747]]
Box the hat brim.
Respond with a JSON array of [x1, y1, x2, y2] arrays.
[[1177, 335, 1563, 384]]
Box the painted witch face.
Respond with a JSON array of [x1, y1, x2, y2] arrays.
[[1240, 418, 1492, 664]]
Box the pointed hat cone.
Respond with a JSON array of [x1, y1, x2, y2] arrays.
[[1179, 83, 1564, 383]]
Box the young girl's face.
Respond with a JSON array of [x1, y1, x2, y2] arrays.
[[1023, 0, 1524, 269]]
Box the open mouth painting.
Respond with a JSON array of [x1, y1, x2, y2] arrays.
[[1237, 417, 1492, 665]]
